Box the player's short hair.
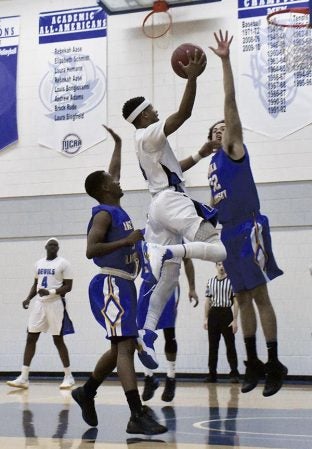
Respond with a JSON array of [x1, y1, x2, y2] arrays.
[[85, 171, 107, 201], [208, 119, 225, 141], [122, 96, 146, 122]]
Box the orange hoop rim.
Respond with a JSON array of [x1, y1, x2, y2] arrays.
[[267, 7, 311, 28], [142, 9, 172, 38]]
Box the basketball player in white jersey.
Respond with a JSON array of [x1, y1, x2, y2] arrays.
[[6, 238, 75, 389], [122, 50, 226, 367]]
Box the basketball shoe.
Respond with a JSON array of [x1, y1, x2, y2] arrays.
[[71, 386, 98, 427], [126, 406, 167, 435], [137, 329, 159, 370], [263, 360, 288, 397], [6, 375, 29, 389], [142, 242, 173, 282], [59, 374, 75, 389], [142, 375, 159, 401]]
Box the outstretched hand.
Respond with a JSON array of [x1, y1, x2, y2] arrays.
[[180, 49, 207, 79], [209, 30, 233, 59], [103, 125, 121, 144], [199, 140, 222, 158]]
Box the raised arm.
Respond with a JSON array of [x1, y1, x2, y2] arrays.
[[103, 125, 122, 181], [179, 140, 222, 172], [164, 50, 206, 137], [210, 30, 244, 159]]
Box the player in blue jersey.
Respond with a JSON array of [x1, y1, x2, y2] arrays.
[[207, 30, 287, 397], [137, 256, 198, 402], [71, 126, 167, 435]]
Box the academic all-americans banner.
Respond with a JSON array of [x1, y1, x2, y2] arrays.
[[0, 15, 19, 151], [38, 6, 107, 156], [237, 0, 312, 138]]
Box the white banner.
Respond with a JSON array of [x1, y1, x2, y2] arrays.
[[237, 0, 312, 138], [38, 6, 107, 156]]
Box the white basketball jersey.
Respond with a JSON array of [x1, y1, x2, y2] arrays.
[[34, 256, 73, 301], [134, 120, 185, 194]]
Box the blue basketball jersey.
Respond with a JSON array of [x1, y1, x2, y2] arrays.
[[208, 146, 260, 225], [87, 204, 137, 274]]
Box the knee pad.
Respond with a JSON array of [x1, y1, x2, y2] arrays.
[[195, 221, 219, 242]]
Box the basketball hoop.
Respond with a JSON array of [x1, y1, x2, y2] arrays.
[[267, 8, 312, 71], [142, 1, 172, 39]]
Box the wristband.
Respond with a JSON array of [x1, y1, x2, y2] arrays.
[[49, 289, 56, 295], [192, 152, 203, 163]]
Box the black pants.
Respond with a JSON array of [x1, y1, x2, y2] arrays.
[[208, 307, 238, 374]]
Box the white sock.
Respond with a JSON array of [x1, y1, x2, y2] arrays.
[[21, 365, 30, 380], [167, 361, 176, 379], [166, 241, 226, 263], [64, 366, 71, 376]]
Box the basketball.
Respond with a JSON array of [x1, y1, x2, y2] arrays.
[[171, 43, 207, 79]]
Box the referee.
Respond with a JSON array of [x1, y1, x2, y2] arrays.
[[204, 261, 239, 383]]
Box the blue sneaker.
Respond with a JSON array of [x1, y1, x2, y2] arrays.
[[137, 329, 159, 370], [142, 242, 173, 282]]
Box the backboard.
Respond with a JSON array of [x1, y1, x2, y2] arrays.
[[97, 0, 221, 15]]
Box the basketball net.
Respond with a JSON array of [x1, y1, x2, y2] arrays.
[[267, 8, 312, 72], [142, 0, 172, 39]]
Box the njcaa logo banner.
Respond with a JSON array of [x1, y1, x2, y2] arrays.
[[0, 15, 20, 151], [38, 6, 107, 156]]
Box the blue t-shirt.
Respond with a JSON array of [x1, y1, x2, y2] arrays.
[[87, 204, 137, 274], [208, 146, 260, 225]]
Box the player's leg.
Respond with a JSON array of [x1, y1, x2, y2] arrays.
[[236, 290, 266, 393], [116, 337, 167, 435], [7, 299, 47, 389], [46, 299, 75, 389], [72, 343, 118, 427], [145, 190, 226, 265], [253, 284, 287, 396], [162, 327, 177, 402], [52, 335, 75, 389], [6, 331, 40, 389], [137, 262, 180, 370], [137, 279, 160, 399]]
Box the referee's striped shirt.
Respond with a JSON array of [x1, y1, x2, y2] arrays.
[[205, 276, 234, 307]]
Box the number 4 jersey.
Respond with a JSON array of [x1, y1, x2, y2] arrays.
[[35, 256, 73, 301]]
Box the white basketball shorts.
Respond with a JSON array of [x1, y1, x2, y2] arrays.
[[28, 298, 66, 335]]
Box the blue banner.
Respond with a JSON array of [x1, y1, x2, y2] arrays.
[[0, 16, 19, 151], [39, 6, 107, 44]]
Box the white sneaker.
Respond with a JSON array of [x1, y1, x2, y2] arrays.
[[6, 375, 29, 389], [59, 374, 75, 389], [142, 242, 173, 282]]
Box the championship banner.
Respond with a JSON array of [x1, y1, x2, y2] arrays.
[[237, 1, 312, 138], [38, 6, 107, 156], [0, 15, 19, 151]]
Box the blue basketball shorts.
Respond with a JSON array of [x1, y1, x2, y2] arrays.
[[89, 274, 138, 339], [137, 280, 179, 330], [221, 214, 283, 293]]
